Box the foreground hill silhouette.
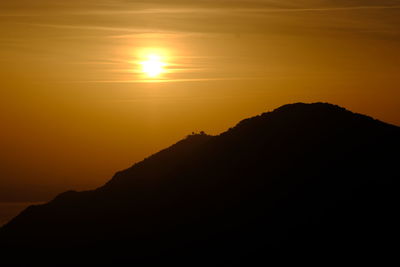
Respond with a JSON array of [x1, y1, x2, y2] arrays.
[[1, 103, 399, 265]]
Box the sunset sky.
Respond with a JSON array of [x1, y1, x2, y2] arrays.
[[1, 0, 400, 207]]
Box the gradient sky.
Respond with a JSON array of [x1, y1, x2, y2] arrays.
[[1, 0, 400, 203]]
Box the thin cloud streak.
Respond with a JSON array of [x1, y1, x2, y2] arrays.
[[257, 5, 400, 13], [69, 77, 268, 84], [85, 5, 400, 15], [15, 23, 150, 33], [2, 5, 400, 17]]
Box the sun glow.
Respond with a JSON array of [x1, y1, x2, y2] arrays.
[[140, 54, 166, 78]]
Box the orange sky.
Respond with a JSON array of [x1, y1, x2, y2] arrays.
[[1, 0, 400, 202]]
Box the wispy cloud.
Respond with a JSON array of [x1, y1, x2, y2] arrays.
[[69, 77, 266, 84], [2, 4, 400, 17], [15, 23, 148, 33], [251, 5, 400, 13]]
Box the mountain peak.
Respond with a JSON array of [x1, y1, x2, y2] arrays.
[[223, 102, 391, 143], [1, 102, 399, 265], [272, 102, 345, 113]]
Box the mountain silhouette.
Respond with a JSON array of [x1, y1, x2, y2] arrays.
[[1, 103, 399, 265]]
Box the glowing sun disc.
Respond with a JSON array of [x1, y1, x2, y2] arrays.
[[140, 54, 166, 78]]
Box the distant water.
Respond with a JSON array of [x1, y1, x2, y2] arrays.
[[0, 202, 43, 226]]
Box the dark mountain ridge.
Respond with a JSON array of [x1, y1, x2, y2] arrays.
[[1, 102, 399, 265]]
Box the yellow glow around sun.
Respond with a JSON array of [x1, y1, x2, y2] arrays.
[[140, 54, 166, 78]]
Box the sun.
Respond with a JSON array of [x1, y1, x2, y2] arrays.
[[140, 54, 166, 78]]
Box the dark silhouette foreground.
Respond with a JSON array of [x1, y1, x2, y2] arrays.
[[1, 103, 399, 265]]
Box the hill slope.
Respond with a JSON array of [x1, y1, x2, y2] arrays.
[[1, 103, 399, 265]]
